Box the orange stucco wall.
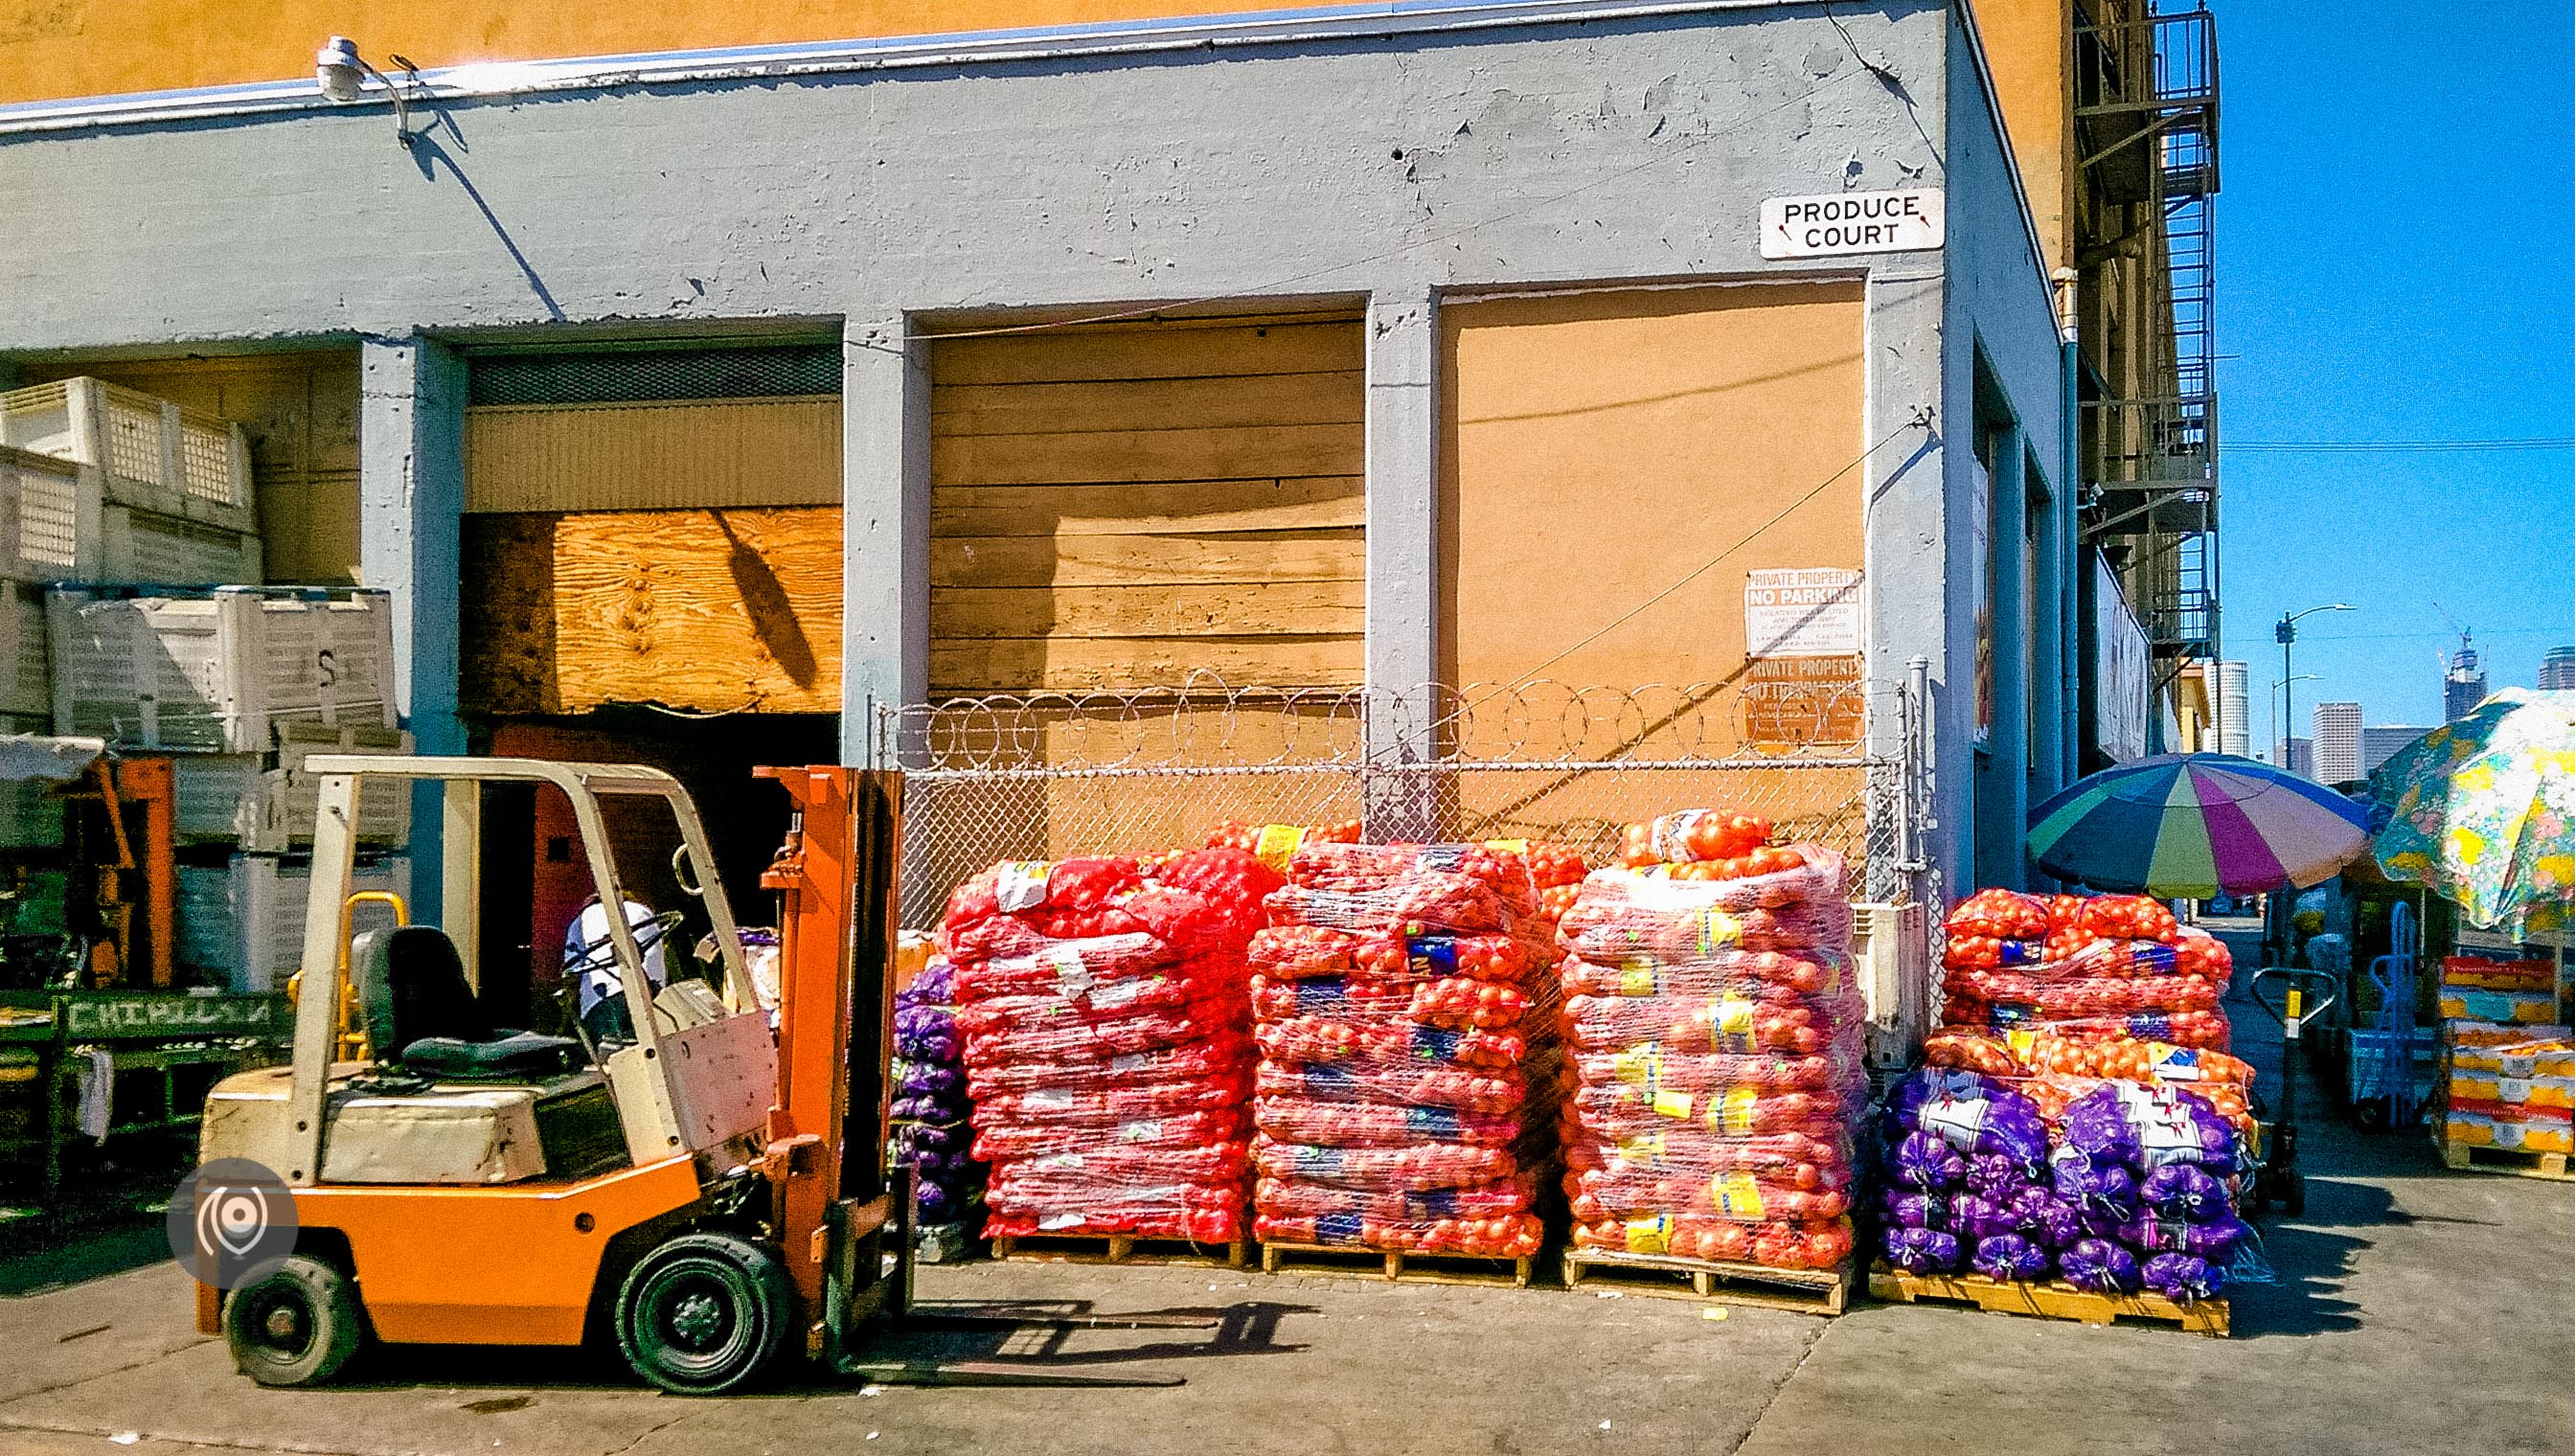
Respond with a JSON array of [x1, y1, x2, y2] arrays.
[[1969, 0, 2072, 279], [1435, 281, 1872, 847], [1438, 281, 1867, 697], [0, 0, 1292, 105]]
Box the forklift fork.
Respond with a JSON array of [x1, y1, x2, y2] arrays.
[[830, 1167, 1213, 1387]]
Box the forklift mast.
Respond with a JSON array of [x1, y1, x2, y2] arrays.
[[756, 766, 902, 1353]]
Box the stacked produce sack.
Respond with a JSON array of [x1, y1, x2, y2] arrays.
[[1888, 887, 2257, 1305], [890, 954, 984, 1234], [1248, 841, 1556, 1259], [2438, 955, 2574, 1157], [1554, 811, 1862, 1272], [1925, 890, 2258, 1149], [1879, 1065, 2247, 1304], [939, 849, 1280, 1243]]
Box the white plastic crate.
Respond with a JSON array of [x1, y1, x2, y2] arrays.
[[173, 723, 414, 851], [0, 710, 63, 850], [0, 382, 262, 583], [177, 851, 411, 993], [48, 586, 396, 753], [0, 580, 47, 719]]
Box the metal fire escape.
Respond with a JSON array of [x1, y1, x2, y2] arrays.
[[2076, 6, 2221, 671]]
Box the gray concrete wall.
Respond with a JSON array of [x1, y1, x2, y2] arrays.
[[0, 0, 2060, 894], [1936, 6, 2064, 893]]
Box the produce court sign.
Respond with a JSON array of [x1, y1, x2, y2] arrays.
[[1760, 189, 1945, 259]]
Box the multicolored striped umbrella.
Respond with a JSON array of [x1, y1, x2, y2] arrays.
[[2025, 753, 2371, 897]]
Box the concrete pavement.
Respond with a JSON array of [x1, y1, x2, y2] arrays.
[[6, 1001, 2571, 1454]]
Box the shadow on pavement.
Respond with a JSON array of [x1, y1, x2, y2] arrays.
[[0, 1218, 173, 1297], [324, 1297, 1317, 1395]]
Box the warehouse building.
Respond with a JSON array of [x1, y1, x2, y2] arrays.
[[0, 0, 2215, 1004]]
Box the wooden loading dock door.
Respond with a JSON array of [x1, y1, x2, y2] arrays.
[[456, 343, 843, 1014], [927, 312, 1367, 695]]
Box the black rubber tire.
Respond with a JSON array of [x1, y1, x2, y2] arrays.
[[614, 1232, 794, 1396], [223, 1254, 365, 1388]]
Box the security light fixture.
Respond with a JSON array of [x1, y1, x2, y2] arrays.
[[316, 35, 419, 147]]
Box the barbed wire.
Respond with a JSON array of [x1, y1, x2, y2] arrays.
[[878, 676, 1904, 774]]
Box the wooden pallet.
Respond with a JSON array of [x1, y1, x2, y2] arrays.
[[2437, 1137, 2575, 1182], [1561, 1248, 1854, 1315], [989, 1232, 1249, 1269], [1868, 1265, 2228, 1337], [1259, 1240, 1536, 1288]]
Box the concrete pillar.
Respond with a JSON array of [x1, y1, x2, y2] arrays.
[[840, 311, 932, 767], [357, 332, 467, 924], [1361, 287, 1440, 839], [2027, 463, 2067, 807]]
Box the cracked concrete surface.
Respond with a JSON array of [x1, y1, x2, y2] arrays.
[[8, 1002, 2574, 1455]]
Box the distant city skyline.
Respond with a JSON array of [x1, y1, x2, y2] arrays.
[[2362, 723, 2431, 776], [2313, 701, 2362, 784], [2543, 646, 2575, 693]]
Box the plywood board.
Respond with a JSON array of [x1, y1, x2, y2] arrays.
[[933, 423, 1358, 487], [932, 371, 1362, 434], [932, 636, 1363, 694], [464, 397, 840, 512], [936, 581, 1363, 638], [929, 531, 1363, 588], [932, 318, 1360, 386], [931, 477, 1362, 536], [463, 507, 841, 715]]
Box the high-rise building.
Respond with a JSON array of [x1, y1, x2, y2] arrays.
[[2541, 646, 2575, 692], [2277, 738, 2314, 778], [2446, 646, 2489, 721], [2362, 725, 2432, 776], [2216, 660, 2251, 758], [2312, 701, 2363, 784]]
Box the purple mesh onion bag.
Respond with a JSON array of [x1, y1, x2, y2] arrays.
[[2140, 1163, 2229, 1220], [1890, 1131, 1970, 1192], [913, 960, 958, 1006], [915, 1173, 968, 1222], [2142, 1252, 2226, 1305], [2058, 1238, 2141, 1294], [1889, 1071, 2050, 1171], [1971, 1233, 2051, 1282], [1964, 1152, 2028, 1203], [2118, 1213, 2247, 1263], [1881, 1224, 1964, 1274], [2062, 1082, 2238, 1171], [1879, 1191, 1947, 1231], [2050, 1146, 2138, 1218], [895, 1060, 962, 1099], [2007, 1186, 2084, 1249], [1950, 1193, 2016, 1241]]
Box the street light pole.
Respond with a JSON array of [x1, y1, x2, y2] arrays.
[[2274, 603, 2355, 773], [2269, 673, 2317, 765]]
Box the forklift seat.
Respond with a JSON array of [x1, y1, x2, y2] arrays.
[[352, 927, 583, 1081]]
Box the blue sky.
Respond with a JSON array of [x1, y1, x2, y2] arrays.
[[2215, 2, 2573, 745]]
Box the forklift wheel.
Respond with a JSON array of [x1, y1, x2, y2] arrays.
[[224, 1255, 365, 1388], [615, 1232, 793, 1396]]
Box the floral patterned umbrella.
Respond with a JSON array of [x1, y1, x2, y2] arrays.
[[2373, 689, 2575, 933]]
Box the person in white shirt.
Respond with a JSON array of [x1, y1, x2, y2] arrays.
[[564, 897, 672, 1046]]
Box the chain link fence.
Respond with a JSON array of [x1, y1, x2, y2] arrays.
[[877, 675, 1931, 932]]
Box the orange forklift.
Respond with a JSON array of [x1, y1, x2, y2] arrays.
[[193, 758, 1201, 1392]]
